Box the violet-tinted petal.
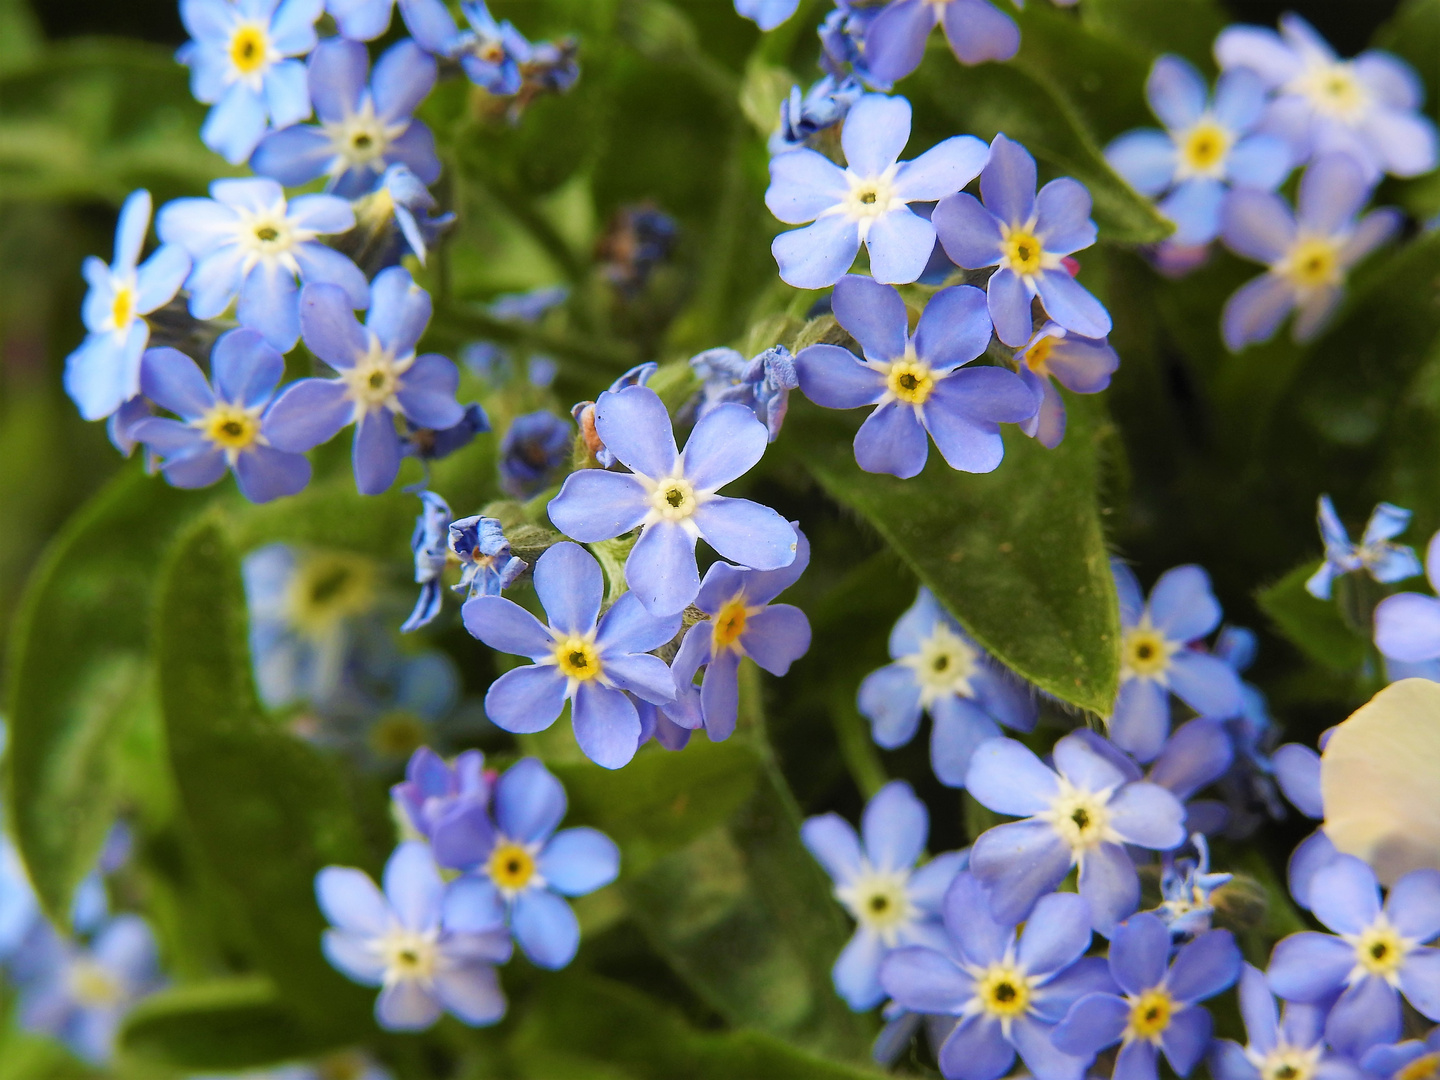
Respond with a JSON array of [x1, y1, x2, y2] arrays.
[[433, 965, 506, 1026], [692, 496, 797, 571], [740, 604, 811, 676], [1035, 178, 1098, 256], [966, 737, 1059, 814], [801, 813, 863, 886], [699, 647, 741, 740], [937, 1013, 1015, 1080], [1107, 782, 1186, 851], [234, 444, 311, 503], [1110, 911, 1171, 994], [607, 653, 678, 707], [833, 927, 887, 1010], [879, 946, 973, 1014], [461, 595, 552, 658], [842, 94, 913, 179], [571, 681, 642, 769], [915, 284, 992, 370], [625, 520, 700, 617], [212, 328, 284, 408], [484, 665, 567, 734], [316, 866, 388, 935], [1147, 54, 1208, 130], [1053, 730, 1130, 791], [765, 148, 848, 224], [368, 266, 432, 357], [1222, 189, 1297, 264], [942, 0, 1019, 66], [375, 980, 441, 1031], [1374, 593, 1440, 662], [987, 267, 1035, 348], [547, 469, 649, 543], [934, 192, 1004, 268], [862, 0, 934, 85], [1160, 1005, 1214, 1075], [863, 780, 927, 872], [1105, 129, 1177, 197], [928, 696, 1001, 788], [309, 37, 367, 122], [1298, 153, 1370, 235], [161, 445, 229, 489], [373, 38, 437, 122], [773, 215, 862, 290], [1035, 270, 1112, 340], [858, 663, 924, 748], [533, 541, 603, 636], [262, 377, 353, 451], [300, 282, 367, 369], [894, 135, 989, 202], [1222, 272, 1295, 352], [593, 384, 678, 479], [854, 402, 930, 478], [140, 346, 215, 420], [1150, 718, 1233, 801], [1309, 855, 1382, 936], [921, 388, 1010, 473], [1011, 1014, 1089, 1080], [1079, 841, 1141, 934], [1326, 975, 1402, 1056], [866, 208, 938, 285], [1018, 890, 1092, 976], [1386, 869, 1440, 942], [833, 274, 909, 362], [539, 827, 619, 897], [1399, 948, 1440, 1021], [384, 841, 443, 931], [971, 821, 1073, 924], [396, 354, 463, 430], [597, 590, 681, 656], [512, 889, 580, 969], [1052, 991, 1128, 1055], [796, 344, 884, 409], [291, 242, 369, 309], [981, 134, 1037, 226], [1266, 932, 1355, 1002], [1110, 678, 1171, 762], [683, 401, 768, 491], [353, 407, 401, 494]]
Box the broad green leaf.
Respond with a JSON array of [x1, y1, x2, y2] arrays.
[[154, 517, 381, 1038], [1256, 562, 1369, 673], [120, 977, 334, 1070], [794, 395, 1121, 715], [0, 0, 41, 76], [1080, 0, 1229, 70], [223, 474, 418, 561], [5, 465, 196, 921]]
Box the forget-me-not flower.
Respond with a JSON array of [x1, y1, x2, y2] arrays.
[[1012, 322, 1119, 449], [400, 402, 489, 463], [177, 0, 323, 165], [1110, 560, 1245, 763], [1266, 854, 1440, 1055], [401, 490, 452, 632], [796, 276, 1037, 478], [264, 267, 464, 495], [1053, 915, 1242, 1080], [1220, 153, 1400, 351], [498, 411, 572, 498], [65, 190, 190, 422], [316, 840, 511, 1031], [392, 746, 490, 841], [1216, 13, 1438, 182], [399, 0, 530, 95], [448, 516, 527, 601], [1210, 963, 1365, 1080], [252, 38, 439, 198], [1360, 1028, 1440, 1080], [689, 345, 797, 443], [574, 363, 657, 466], [158, 177, 367, 352], [1307, 495, 1422, 600], [1105, 55, 1292, 246], [880, 873, 1114, 1080], [857, 586, 1037, 788], [966, 732, 1187, 933], [327, 0, 395, 41], [1156, 835, 1233, 941], [131, 330, 312, 504], [863, 0, 1019, 85], [463, 542, 680, 769], [801, 780, 967, 1011], [770, 75, 865, 156], [765, 94, 989, 288], [669, 525, 812, 742], [437, 758, 620, 970], [734, 0, 799, 31], [1375, 533, 1440, 667], [935, 134, 1112, 347], [547, 385, 798, 617]]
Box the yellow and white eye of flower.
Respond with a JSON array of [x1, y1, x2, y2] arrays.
[[835, 164, 904, 240], [899, 621, 979, 706], [835, 864, 912, 945], [1320, 678, 1440, 885]]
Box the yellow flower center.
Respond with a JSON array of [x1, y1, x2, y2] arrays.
[[1397, 1053, 1440, 1080], [902, 621, 979, 705], [287, 551, 377, 636], [1259, 1045, 1322, 1080], [110, 285, 136, 331], [1023, 334, 1059, 376], [1351, 921, 1409, 980], [1127, 987, 1176, 1042], [1176, 119, 1233, 179], [1046, 781, 1113, 853], [1281, 237, 1343, 292], [842, 166, 901, 232], [713, 598, 749, 650], [68, 959, 122, 1007], [1121, 624, 1173, 679], [1001, 226, 1047, 277], [1294, 63, 1369, 122], [315, 1052, 370, 1080], [343, 338, 408, 412], [203, 403, 261, 451], [975, 964, 1032, 1019], [649, 476, 698, 521], [488, 841, 537, 891], [553, 635, 602, 682], [379, 927, 439, 982], [229, 24, 270, 76], [885, 358, 935, 405], [838, 870, 910, 938]]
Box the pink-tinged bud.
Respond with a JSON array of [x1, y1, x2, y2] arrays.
[[1061, 256, 1081, 277]]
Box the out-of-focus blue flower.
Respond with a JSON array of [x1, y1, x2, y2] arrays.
[[131, 330, 311, 504], [401, 490, 452, 632], [316, 840, 511, 1031], [65, 190, 190, 422], [438, 758, 619, 970], [1013, 322, 1119, 449], [1210, 963, 1364, 1080], [265, 268, 463, 495], [158, 178, 367, 352], [401, 402, 490, 463], [573, 363, 657, 467], [690, 344, 798, 443], [1146, 718, 1236, 836], [802, 781, 967, 1011], [1375, 533, 1440, 668], [462, 543, 680, 769], [1157, 834, 1233, 941], [766, 94, 988, 288], [1306, 495, 1422, 600], [399, 0, 531, 94], [1265, 855, 1440, 1055], [818, 4, 886, 88], [1216, 13, 1438, 183], [797, 276, 1036, 478], [393, 746, 490, 841], [18, 914, 161, 1064], [966, 732, 1187, 933], [1105, 55, 1292, 246], [1220, 153, 1400, 351], [596, 205, 678, 293], [0, 834, 39, 966], [863, 0, 1019, 85], [1053, 915, 1241, 1080], [489, 285, 569, 322], [669, 525, 812, 742], [1360, 1027, 1440, 1080], [1110, 560, 1245, 763], [358, 163, 455, 269], [107, 396, 159, 466], [857, 586, 1036, 788], [548, 385, 798, 617], [498, 411, 572, 498], [177, 0, 322, 165], [252, 38, 439, 199], [770, 75, 866, 156], [327, 0, 395, 41], [934, 134, 1112, 348], [734, 0, 798, 31], [448, 516, 527, 600]]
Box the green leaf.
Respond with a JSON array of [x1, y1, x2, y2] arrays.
[[154, 517, 382, 1038], [794, 395, 1121, 714], [223, 474, 418, 561], [1079, 0, 1229, 70], [1255, 562, 1369, 672], [119, 977, 334, 1070], [5, 465, 197, 921]]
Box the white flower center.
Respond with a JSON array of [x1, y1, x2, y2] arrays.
[[645, 474, 703, 524], [377, 926, 440, 986], [835, 864, 912, 945], [1277, 235, 1344, 294], [1345, 915, 1412, 985], [900, 621, 979, 706], [67, 958, 123, 1007], [998, 219, 1061, 279], [1290, 61, 1370, 124], [1248, 1043, 1323, 1080], [342, 335, 414, 416], [1040, 777, 1118, 859], [1173, 117, 1234, 181], [325, 98, 406, 173], [834, 164, 904, 240], [232, 200, 313, 277], [197, 400, 267, 462], [1120, 618, 1176, 682]]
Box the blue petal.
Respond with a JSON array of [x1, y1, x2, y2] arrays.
[[1011, 1013, 1089, 1080], [308, 37, 367, 123], [772, 215, 861, 290], [571, 682, 641, 769], [1222, 272, 1295, 352], [1078, 841, 1141, 935], [533, 542, 603, 636], [626, 520, 701, 617], [353, 407, 401, 494], [263, 57, 312, 129], [1221, 189, 1296, 265], [966, 738, 1058, 815], [1035, 178, 1098, 256], [854, 401, 929, 478], [316, 866, 388, 934], [262, 377, 353, 451], [933, 191, 1004, 268], [970, 820, 1072, 924], [1266, 932, 1355, 1002], [547, 469, 649, 543], [1297, 153, 1370, 236], [384, 840, 443, 931], [833, 274, 908, 362], [539, 828, 619, 897], [1148, 565, 1223, 642], [593, 384, 678, 479], [1035, 270, 1111, 340], [1325, 975, 1401, 1057], [433, 964, 506, 1026], [894, 135, 989, 202], [986, 267, 1035, 348], [373, 38, 436, 123], [1398, 948, 1440, 1023], [1374, 593, 1440, 662], [1149, 718, 1233, 800], [937, 1013, 1015, 1080], [796, 343, 884, 408], [238, 261, 301, 352], [692, 497, 797, 571], [858, 663, 924, 749], [1052, 991, 1129, 1055], [862, 0, 933, 85], [700, 649, 741, 740], [203, 83, 269, 165], [484, 665, 567, 734], [765, 148, 848, 225], [1017, 890, 1092, 976], [1147, 55, 1208, 131], [914, 284, 991, 370], [1110, 912, 1171, 994], [234, 444, 311, 503], [368, 265, 432, 357], [833, 927, 887, 1011], [879, 945, 973, 1014], [1286, 829, 1338, 911], [512, 889, 580, 970], [1168, 650, 1244, 719], [1227, 134, 1292, 190], [1160, 1005, 1214, 1075], [866, 208, 937, 285], [1160, 179, 1225, 246], [980, 134, 1037, 227], [683, 401, 768, 491], [862, 780, 927, 872], [1105, 129, 1177, 197], [212, 327, 284, 408], [842, 94, 912, 179], [140, 345, 214, 419], [597, 590, 681, 655], [928, 696, 1001, 788], [739, 603, 811, 675], [1107, 781, 1186, 851], [1386, 869, 1440, 943], [801, 813, 863, 886], [1168, 929, 1241, 1003], [495, 758, 566, 844], [1114, 1036, 1160, 1080], [1271, 743, 1322, 819], [939, 1, 1019, 66], [1309, 855, 1381, 936]]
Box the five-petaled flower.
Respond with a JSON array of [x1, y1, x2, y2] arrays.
[[863, 0, 1020, 85], [1012, 322, 1119, 449], [399, 0, 531, 94], [1306, 495, 1421, 600], [1210, 963, 1364, 1080]]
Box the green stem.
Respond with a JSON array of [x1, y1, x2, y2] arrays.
[[827, 689, 888, 800], [432, 305, 637, 372]]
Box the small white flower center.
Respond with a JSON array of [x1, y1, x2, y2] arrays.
[[342, 335, 413, 416], [1041, 777, 1117, 858], [649, 475, 700, 522], [1248, 1043, 1323, 1080], [900, 622, 979, 706], [835, 864, 912, 944], [232, 200, 312, 277], [836, 164, 904, 240], [377, 926, 440, 985], [67, 958, 123, 1007], [1120, 618, 1176, 682], [1173, 117, 1234, 181], [1290, 61, 1370, 124], [325, 99, 405, 173], [197, 400, 266, 462]]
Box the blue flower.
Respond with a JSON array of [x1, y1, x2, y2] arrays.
[[1359, 1027, 1440, 1080], [327, 0, 395, 41], [548, 386, 798, 617], [1306, 495, 1422, 600], [316, 840, 511, 1031], [765, 94, 989, 288], [797, 276, 1037, 478], [1105, 55, 1292, 246], [597, 205, 679, 293], [437, 758, 620, 970], [499, 411, 572, 498], [489, 285, 569, 322], [818, 5, 885, 88], [1265, 855, 1440, 1056], [64, 190, 190, 421], [690, 344, 797, 443], [357, 163, 455, 269], [669, 525, 813, 742], [107, 395, 158, 465], [399, 0, 530, 94], [448, 516, 527, 599], [1052, 915, 1241, 1080], [770, 75, 865, 156], [0, 834, 39, 966], [1110, 560, 1245, 763], [130, 330, 312, 503], [1013, 322, 1119, 448], [1375, 532, 1440, 668], [802, 780, 967, 1011], [252, 38, 439, 199], [1220, 153, 1400, 350], [401, 402, 490, 462], [1156, 835, 1233, 942], [401, 490, 453, 632], [177, 0, 323, 165], [966, 732, 1187, 933], [857, 586, 1036, 788], [158, 178, 367, 352], [1270, 735, 1342, 913], [734, 0, 799, 32], [934, 134, 1112, 348], [1211, 963, 1365, 1080], [18, 914, 162, 1064], [574, 363, 657, 466], [264, 267, 464, 495], [1216, 13, 1438, 183], [392, 746, 490, 841], [863, 0, 1019, 85], [462, 542, 680, 769]]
